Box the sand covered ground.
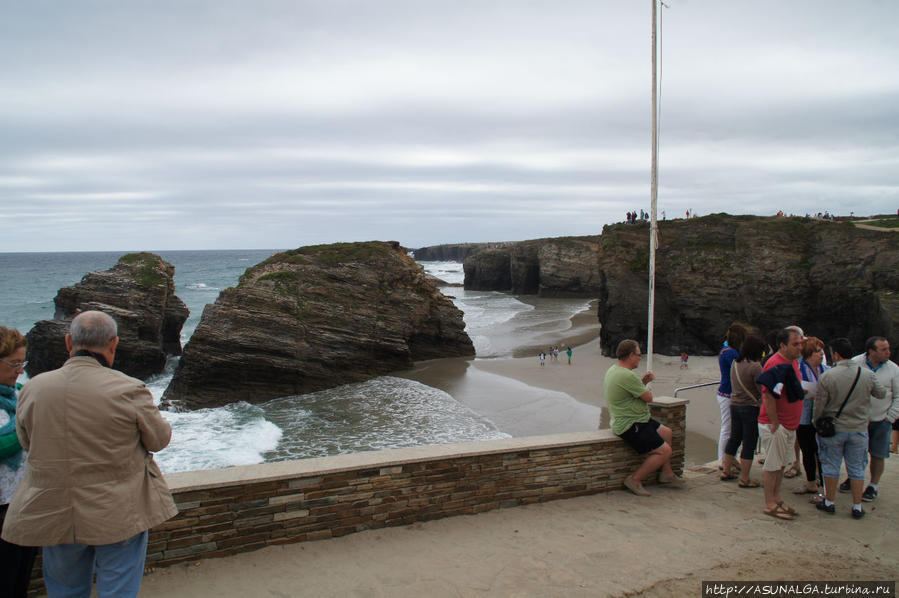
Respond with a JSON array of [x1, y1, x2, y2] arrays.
[[141, 463, 899, 597]]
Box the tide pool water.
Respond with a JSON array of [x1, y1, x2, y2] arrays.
[[3, 251, 594, 473]]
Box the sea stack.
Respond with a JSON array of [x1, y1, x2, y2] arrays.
[[25, 252, 189, 379], [163, 241, 475, 410], [462, 237, 602, 296]]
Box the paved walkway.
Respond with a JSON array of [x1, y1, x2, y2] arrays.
[[136, 464, 899, 597]]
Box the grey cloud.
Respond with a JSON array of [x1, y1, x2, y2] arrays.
[[2, 0, 897, 251]]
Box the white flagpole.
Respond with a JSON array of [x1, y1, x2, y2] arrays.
[[647, 0, 659, 375]]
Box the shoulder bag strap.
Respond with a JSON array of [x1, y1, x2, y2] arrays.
[[731, 360, 760, 403], [834, 367, 862, 419]]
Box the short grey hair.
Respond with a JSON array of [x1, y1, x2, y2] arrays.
[[70, 311, 118, 350]]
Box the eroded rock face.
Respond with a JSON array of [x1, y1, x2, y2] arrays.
[[163, 241, 474, 410], [463, 249, 511, 291], [434, 216, 899, 358], [597, 215, 899, 357], [413, 243, 489, 262], [25, 253, 189, 379], [462, 237, 602, 297]]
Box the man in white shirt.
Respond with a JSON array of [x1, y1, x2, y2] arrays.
[[841, 337, 899, 501]]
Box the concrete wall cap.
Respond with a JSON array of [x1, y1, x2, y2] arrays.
[[650, 395, 690, 407], [164, 429, 623, 492]]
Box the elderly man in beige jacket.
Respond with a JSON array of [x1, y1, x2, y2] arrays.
[[1, 311, 177, 597]]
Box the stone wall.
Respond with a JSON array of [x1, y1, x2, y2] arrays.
[[26, 398, 686, 594]]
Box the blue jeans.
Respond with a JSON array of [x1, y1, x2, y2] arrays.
[[817, 431, 868, 480], [868, 420, 892, 459], [43, 531, 148, 598]]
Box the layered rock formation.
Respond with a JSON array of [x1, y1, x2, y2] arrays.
[[25, 253, 189, 379], [596, 215, 899, 356], [413, 243, 490, 262], [426, 215, 899, 358], [463, 237, 602, 296], [163, 241, 474, 410]]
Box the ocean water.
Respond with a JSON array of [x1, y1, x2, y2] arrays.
[[2, 252, 593, 473]]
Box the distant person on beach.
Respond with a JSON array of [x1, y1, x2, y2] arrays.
[[566, 346, 573, 365], [604, 339, 683, 497], [0, 326, 37, 598], [1, 311, 177, 597], [680, 352, 688, 369], [756, 328, 805, 520], [539, 352, 546, 367], [814, 338, 886, 518], [837, 336, 899, 503], [717, 323, 749, 473], [721, 335, 765, 488]]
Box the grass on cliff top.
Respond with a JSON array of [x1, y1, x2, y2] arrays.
[[242, 241, 401, 285], [865, 218, 899, 229], [117, 252, 164, 288], [258, 241, 398, 268]]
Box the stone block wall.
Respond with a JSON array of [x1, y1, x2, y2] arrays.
[[26, 398, 686, 594]]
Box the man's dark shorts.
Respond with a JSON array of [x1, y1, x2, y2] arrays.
[[618, 418, 665, 454]]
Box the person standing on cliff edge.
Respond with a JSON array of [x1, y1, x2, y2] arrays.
[[605, 339, 684, 496], [1, 311, 177, 597]]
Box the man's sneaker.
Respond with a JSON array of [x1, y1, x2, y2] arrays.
[[816, 501, 835, 514], [851, 507, 865, 520], [862, 486, 877, 502], [838, 479, 851, 493]]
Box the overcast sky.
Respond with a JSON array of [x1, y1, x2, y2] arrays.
[[1, 0, 896, 252]]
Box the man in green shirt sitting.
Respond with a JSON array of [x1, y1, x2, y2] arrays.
[[605, 339, 683, 496]]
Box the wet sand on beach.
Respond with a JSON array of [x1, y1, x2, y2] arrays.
[[397, 300, 723, 466]]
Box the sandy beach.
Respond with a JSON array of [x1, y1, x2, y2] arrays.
[[398, 300, 722, 466], [140, 463, 899, 597]]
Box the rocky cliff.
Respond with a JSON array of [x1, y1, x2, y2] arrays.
[[163, 241, 474, 410], [413, 243, 490, 262], [463, 236, 602, 296], [25, 253, 189, 379], [433, 215, 899, 357], [596, 215, 899, 357]]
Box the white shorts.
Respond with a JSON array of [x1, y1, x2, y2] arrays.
[[758, 423, 796, 472]]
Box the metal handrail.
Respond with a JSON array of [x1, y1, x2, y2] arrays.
[[673, 381, 718, 398]]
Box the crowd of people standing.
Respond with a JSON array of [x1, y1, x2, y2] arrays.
[[539, 345, 573, 366], [713, 323, 898, 520]]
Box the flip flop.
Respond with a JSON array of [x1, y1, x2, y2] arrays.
[[808, 493, 825, 505], [784, 465, 801, 479], [738, 480, 760, 488], [763, 506, 794, 520], [793, 486, 817, 495], [720, 473, 739, 481], [776, 502, 799, 516]]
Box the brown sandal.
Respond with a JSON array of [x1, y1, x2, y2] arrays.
[[784, 465, 801, 478], [776, 501, 798, 516], [763, 505, 794, 520]]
